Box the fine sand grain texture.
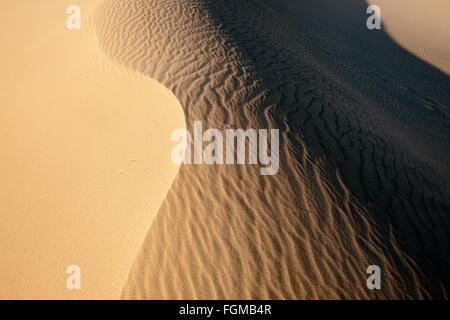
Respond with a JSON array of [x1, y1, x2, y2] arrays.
[[0, 0, 184, 299], [95, 0, 449, 299]]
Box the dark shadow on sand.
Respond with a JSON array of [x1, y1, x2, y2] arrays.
[[204, 0, 450, 298]]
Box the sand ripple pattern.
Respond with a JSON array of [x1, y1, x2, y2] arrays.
[[94, 0, 450, 299]]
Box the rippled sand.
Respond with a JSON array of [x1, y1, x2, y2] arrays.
[[94, 0, 449, 299], [1, 0, 449, 299]]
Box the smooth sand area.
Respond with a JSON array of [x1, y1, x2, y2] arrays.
[[0, 1, 185, 299], [368, 0, 450, 75], [1, 0, 448, 300]]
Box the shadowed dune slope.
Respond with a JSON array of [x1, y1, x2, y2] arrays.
[[94, 0, 449, 299]]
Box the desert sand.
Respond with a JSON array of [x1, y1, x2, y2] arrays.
[[1, 0, 449, 299], [368, 0, 450, 75], [95, 0, 449, 299], [0, 0, 184, 299]]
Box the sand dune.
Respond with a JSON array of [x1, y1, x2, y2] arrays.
[[0, 0, 184, 299], [368, 0, 450, 75], [2, 0, 449, 300], [94, 0, 449, 299]]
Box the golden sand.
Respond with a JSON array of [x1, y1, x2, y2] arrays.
[[1, 0, 449, 299], [0, 0, 184, 299]]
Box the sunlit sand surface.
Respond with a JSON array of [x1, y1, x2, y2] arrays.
[[369, 0, 450, 75], [95, 0, 449, 299], [0, 0, 185, 299], [1, 0, 449, 300]]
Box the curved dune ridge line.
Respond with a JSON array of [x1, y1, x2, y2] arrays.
[[368, 0, 450, 76], [94, 0, 450, 299], [0, 0, 185, 299]]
